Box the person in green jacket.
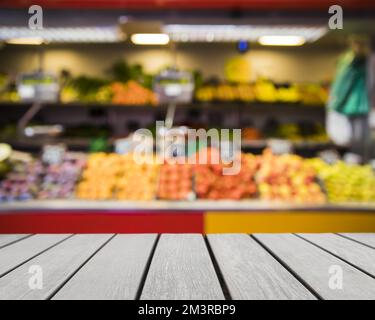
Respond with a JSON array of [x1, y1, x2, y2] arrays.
[[328, 36, 372, 161]]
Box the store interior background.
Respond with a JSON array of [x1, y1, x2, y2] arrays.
[[0, 1, 374, 233]]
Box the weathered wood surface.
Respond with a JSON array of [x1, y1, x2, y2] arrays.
[[0, 234, 112, 300], [207, 234, 316, 300], [0, 234, 71, 277], [298, 233, 375, 277], [0, 234, 31, 249], [141, 234, 225, 300], [254, 234, 375, 300], [53, 234, 157, 300], [1, 233, 375, 300], [339, 233, 375, 249]]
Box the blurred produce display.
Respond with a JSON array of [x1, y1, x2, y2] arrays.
[[111, 81, 158, 105], [61, 77, 158, 106], [0, 73, 20, 102], [194, 149, 257, 200], [76, 153, 122, 200], [260, 120, 329, 142], [0, 160, 41, 202], [308, 159, 375, 203], [1, 148, 375, 205], [242, 121, 328, 143], [0, 152, 85, 202], [195, 78, 329, 105], [60, 62, 157, 105], [115, 154, 160, 201], [76, 153, 160, 200], [61, 75, 109, 103], [254, 149, 326, 204], [242, 128, 262, 141], [158, 162, 194, 200], [38, 153, 86, 200], [0, 62, 328, 107]]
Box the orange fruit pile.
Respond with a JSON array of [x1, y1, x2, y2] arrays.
[[76, 153, 122, 200], [115, 154, 160, 201], [111, 81, 158, 106], [76, 153, 160, 201]]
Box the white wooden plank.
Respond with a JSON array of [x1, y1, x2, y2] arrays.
[[53, 234, 157, 300], [0, 234, 113, 300], [298, 233, 375, 277], [254, 234, 375, 300], [339, 233, 375, 249], [208, 234, 316, 300], [141, 234, 225, 300], [0, 234, 31, 249], [0, 234, 71, 277]]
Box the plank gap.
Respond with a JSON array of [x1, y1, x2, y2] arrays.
[[0, 235, 34, 250], [294, 233, 375, 281], [250, 234, 323, 300], [47, 234, 117, 300], [135, 234, 161, 301], [336, 234, 375, 251], [204, 235, 232, 300], [0, 234, 74, 279]]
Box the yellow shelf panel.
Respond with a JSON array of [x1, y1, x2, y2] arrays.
[[205, 211, 375, 233]]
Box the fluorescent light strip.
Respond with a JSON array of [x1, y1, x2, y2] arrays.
[[131, 33, 170, 45], [0, 25, 327, 45], [163, 24, 327, 43], [0, 26, 122, 43], [258, 35, 306, 46], [6, 37, 44, 45]]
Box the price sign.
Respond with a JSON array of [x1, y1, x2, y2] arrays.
[[42, 144, 66, 165], [267, 139, 293, 155], [115, 137, 134, 155], [370, 159, 375, 172], [343, 153, 362, 165], [318, 149, 340, 164], [116, 135, 154, 155]]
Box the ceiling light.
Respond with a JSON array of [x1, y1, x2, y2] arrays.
[[131, 33, 170, 45], [0, 27, 122, 43], [258, 35, 306, 46], [163, 25, 327, 43], [6, 37, 44, 45]]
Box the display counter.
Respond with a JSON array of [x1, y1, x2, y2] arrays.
[[0, 200, 374, 234]]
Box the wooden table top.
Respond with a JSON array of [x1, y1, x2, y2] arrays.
[[0, 233, 375, 300]]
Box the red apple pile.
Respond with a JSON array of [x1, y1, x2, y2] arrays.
[[255, 149, 325, 203], [158, 162, 194, 200], [194, 149, 257, 200]]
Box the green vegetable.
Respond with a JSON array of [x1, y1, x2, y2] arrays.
[[0, 144, 12, 162]]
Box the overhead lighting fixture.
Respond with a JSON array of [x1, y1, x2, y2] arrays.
[[131, 33, 170, 45], [258, 35, 306, 46], [163, 25, 327, 44], [6, 37, 44, 45], [0, 27, 123, 44]]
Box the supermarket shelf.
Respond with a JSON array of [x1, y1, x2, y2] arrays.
[[0, 200, 374, 213], [3, 137, 338, 152], [0, 101, 326, 113], [241, 140, 339, 149], [3, 137, 92, 149]]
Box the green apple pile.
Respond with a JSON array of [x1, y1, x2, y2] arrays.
[[308, 159, 375, 203]]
